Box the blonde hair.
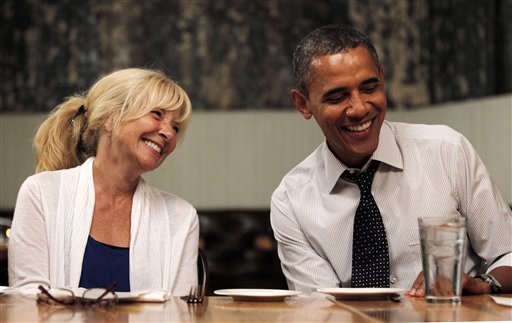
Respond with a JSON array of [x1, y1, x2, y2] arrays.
[[34, 68, 192, 172]]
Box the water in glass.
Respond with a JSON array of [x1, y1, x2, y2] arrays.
[[419, 217, 466, 304]]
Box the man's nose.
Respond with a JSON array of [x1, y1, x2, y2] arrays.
[[346, 94, 368, 118]]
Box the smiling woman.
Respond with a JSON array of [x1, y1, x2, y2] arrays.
[[34, 68, 192, 173], [8, 68, 199, 297]]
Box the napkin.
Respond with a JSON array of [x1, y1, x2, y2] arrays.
[[115, 290, 170, 303], [6, 286, 170, 303], [134, 290, 170, 303]]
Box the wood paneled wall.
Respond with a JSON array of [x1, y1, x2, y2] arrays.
[[1, 0, 511, 113]]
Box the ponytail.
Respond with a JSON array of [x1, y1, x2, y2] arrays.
[[34, 96, 90, 172]]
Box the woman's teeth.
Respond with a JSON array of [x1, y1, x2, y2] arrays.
[[144, 140, 162, 154]]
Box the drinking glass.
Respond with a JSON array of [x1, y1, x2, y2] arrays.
[[418, 216, 466, 304]]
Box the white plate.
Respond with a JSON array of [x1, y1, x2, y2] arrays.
[[317, 288, 405, 300], [492, 296, 512, 307], [214, 289, 302, 302]]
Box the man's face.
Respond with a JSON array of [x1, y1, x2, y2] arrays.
[[291, 46, 387, 168]]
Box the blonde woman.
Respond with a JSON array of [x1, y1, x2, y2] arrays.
[[9, 68, 198, 296]]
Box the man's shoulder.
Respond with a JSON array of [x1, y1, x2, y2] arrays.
[[273, 143, 325, 196], [387, 121, 463, 145]]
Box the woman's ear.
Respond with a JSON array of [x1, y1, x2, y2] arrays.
[[291, 89, 313, 120], [104, 117, 113, 133]]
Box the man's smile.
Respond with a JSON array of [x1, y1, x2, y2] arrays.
[[343, 119, 372, 132]]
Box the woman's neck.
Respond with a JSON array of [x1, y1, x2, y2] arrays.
[[92, 157, 139, 197]]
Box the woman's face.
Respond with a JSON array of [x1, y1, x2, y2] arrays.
[[110, 108, 181, 175]]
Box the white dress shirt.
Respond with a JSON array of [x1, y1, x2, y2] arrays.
[[271, 121, 512, 294]]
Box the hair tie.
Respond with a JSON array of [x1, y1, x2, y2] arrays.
[[70, 105, 87, 126]]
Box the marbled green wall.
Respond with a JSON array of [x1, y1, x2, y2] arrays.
[[1, 0, 511, 112]]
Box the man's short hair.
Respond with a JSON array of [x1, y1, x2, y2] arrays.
[[292, 25, 381, 96]]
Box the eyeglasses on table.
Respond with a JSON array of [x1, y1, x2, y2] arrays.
[[37, 282, 118, 307]]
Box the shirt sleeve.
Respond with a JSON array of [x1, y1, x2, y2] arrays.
[[455, 135, 512, 272], [8, 176, 50, 293], [270, 189, 342, 294]]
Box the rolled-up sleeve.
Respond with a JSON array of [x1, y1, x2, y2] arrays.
[[456, 135, 512, 273], [270, 188, 341, 294]]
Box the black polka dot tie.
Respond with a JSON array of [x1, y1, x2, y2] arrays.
[[343, 160, 390, 288]]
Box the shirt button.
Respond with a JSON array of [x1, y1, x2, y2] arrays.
[[390, 276, 397, 284]]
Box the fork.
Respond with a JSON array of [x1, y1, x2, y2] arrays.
[[185, 248, 208, 304], [186, 284, 205, 304]]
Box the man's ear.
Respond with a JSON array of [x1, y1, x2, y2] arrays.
[[291, 89, 313, 120]]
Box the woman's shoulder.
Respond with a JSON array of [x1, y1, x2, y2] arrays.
[[22, 166, 79, 187], [21, 169, 61, 188], [18, 163, 88, 202], [146, 185, 196, 213], [161, 190, 195, 210]]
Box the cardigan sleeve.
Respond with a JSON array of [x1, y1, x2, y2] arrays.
[[8, 176, 51, 294], [170, 206, 199, 296]]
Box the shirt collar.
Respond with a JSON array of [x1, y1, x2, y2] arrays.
[[323, 120, 404, 192], [373, 120, 404, 170]]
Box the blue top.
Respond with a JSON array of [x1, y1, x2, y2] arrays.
[[79, 235, 130, 292]]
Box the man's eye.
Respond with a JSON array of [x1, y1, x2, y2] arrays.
[[361, 84, 378, 93], [325, 95, 347, 103]]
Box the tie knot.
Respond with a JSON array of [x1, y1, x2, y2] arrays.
[[343, 160, 380, 192]]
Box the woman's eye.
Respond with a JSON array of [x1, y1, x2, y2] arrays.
[[173, 124, 180, 133], [152, 110, 163, 118]]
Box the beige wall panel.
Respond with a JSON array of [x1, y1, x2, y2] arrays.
[[1, 95, 510, 209]]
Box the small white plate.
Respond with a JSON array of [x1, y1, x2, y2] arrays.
[[491, 296, 512, 307], [214, 289, 302, 302], [317, 288, 405, 300]]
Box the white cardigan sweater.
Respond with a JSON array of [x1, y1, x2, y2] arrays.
[[8, 158, 199, 296]]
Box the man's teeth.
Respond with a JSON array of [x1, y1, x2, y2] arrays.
[[346, 120, 372, 132], [144, 140, 162, 154]]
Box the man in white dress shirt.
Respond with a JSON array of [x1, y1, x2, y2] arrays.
[[270, 24, 511, 296]]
